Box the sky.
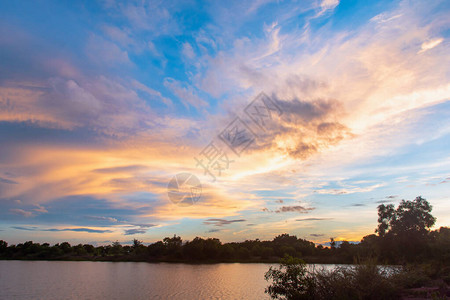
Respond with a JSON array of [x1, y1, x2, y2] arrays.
[[0, 0, 449, 246]]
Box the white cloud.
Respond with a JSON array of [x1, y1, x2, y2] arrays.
[[418, 38, 444, 53], [320, 0, 339, 11], [317, 0, 340, 17]]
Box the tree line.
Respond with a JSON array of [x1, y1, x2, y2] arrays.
[[1, 197, 449, 264]]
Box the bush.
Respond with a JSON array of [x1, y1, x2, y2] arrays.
[[265, 256, 400, 300], [265, 255, 315, 299]]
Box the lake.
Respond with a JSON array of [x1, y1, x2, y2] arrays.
[[0, 261, 341, 299]]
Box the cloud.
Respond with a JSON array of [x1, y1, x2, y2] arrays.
[[119, 1, 180, 34], [85, 34, 131, 65], [102, 25, 137, 49], [11, 226, 38, 231], [318, 0, 340, 16], [296, 218, 333, 222], [124, 228, 147, 235], [128, 223, 157, 228], [131, 80, 173, 106], [163, 78, 208, 109], [85, 216, 119, 223], [375, 200, 393, 204], [237, 94, 352, 160], [1, 0, 449, 244], [375, 195, 398, 204], [418, 38, 444, 54], [92, 165, 148, 174], [315, 184, 385, 195], [33, 204, 48, 213], [350, 203, 366, 207], [12, 226, 112, 233], [0, 177, 18, 184], [310, 233, 325, 237], [182, 42, 196, 59], [203, 218, 246, 226], [275, 205, 315, 213], [0, 76, 155, 135], [194, 0, 450, 175], [43, 228, 113, 233], [9, 209, 33, 217]]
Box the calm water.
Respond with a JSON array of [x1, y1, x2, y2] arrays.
[[0, 261, 340, 300]]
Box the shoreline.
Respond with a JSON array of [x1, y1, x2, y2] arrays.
[[0, 257, 394, 266]]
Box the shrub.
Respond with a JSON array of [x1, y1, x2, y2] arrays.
[[265, 256, 399, 300]]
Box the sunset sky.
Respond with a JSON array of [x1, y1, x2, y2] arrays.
[[0, 0, 449, 246]]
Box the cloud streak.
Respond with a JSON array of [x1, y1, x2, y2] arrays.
[[203, 219, 246, 227], [12, 226, 113, 233]]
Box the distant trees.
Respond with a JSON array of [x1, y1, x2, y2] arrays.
[[183, 237, 222, 260], [110, 241, 123, 255], [0, 196, 448, 265], [163, 235, 182, 258], [147, 241, 165, 257], [0, 240, 7, 252]]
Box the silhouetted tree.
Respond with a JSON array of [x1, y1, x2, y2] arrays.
[[0, 240, 8, 253], [376, 196, 437, 262], [111, 241, 123, 255], [376, 196, 435, 237], [265, 255, 315, 299], [163, 235, 182, 258], [148, 241, 165, 257]]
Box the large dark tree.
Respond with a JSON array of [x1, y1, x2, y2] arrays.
[[376, 196, 436, 237], [375, 196, 436, 262]]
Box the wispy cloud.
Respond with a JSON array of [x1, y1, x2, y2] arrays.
[[296, 218, 333, 222], [124, 228, 147, 235], [418, 38, 444, 54], [12, 226, 113, 233], [0, 177, 18, 184], [275, 206, 315, 213], [203, 219, 246, 226], [163, 78, 208, 109], [310, 233, 325, 237], [9, 209, 33, 217]]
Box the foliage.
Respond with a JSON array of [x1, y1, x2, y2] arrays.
[[264, 257, 448, 300], [265, 255, 315, 299], [376, 196, 436, 237]]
